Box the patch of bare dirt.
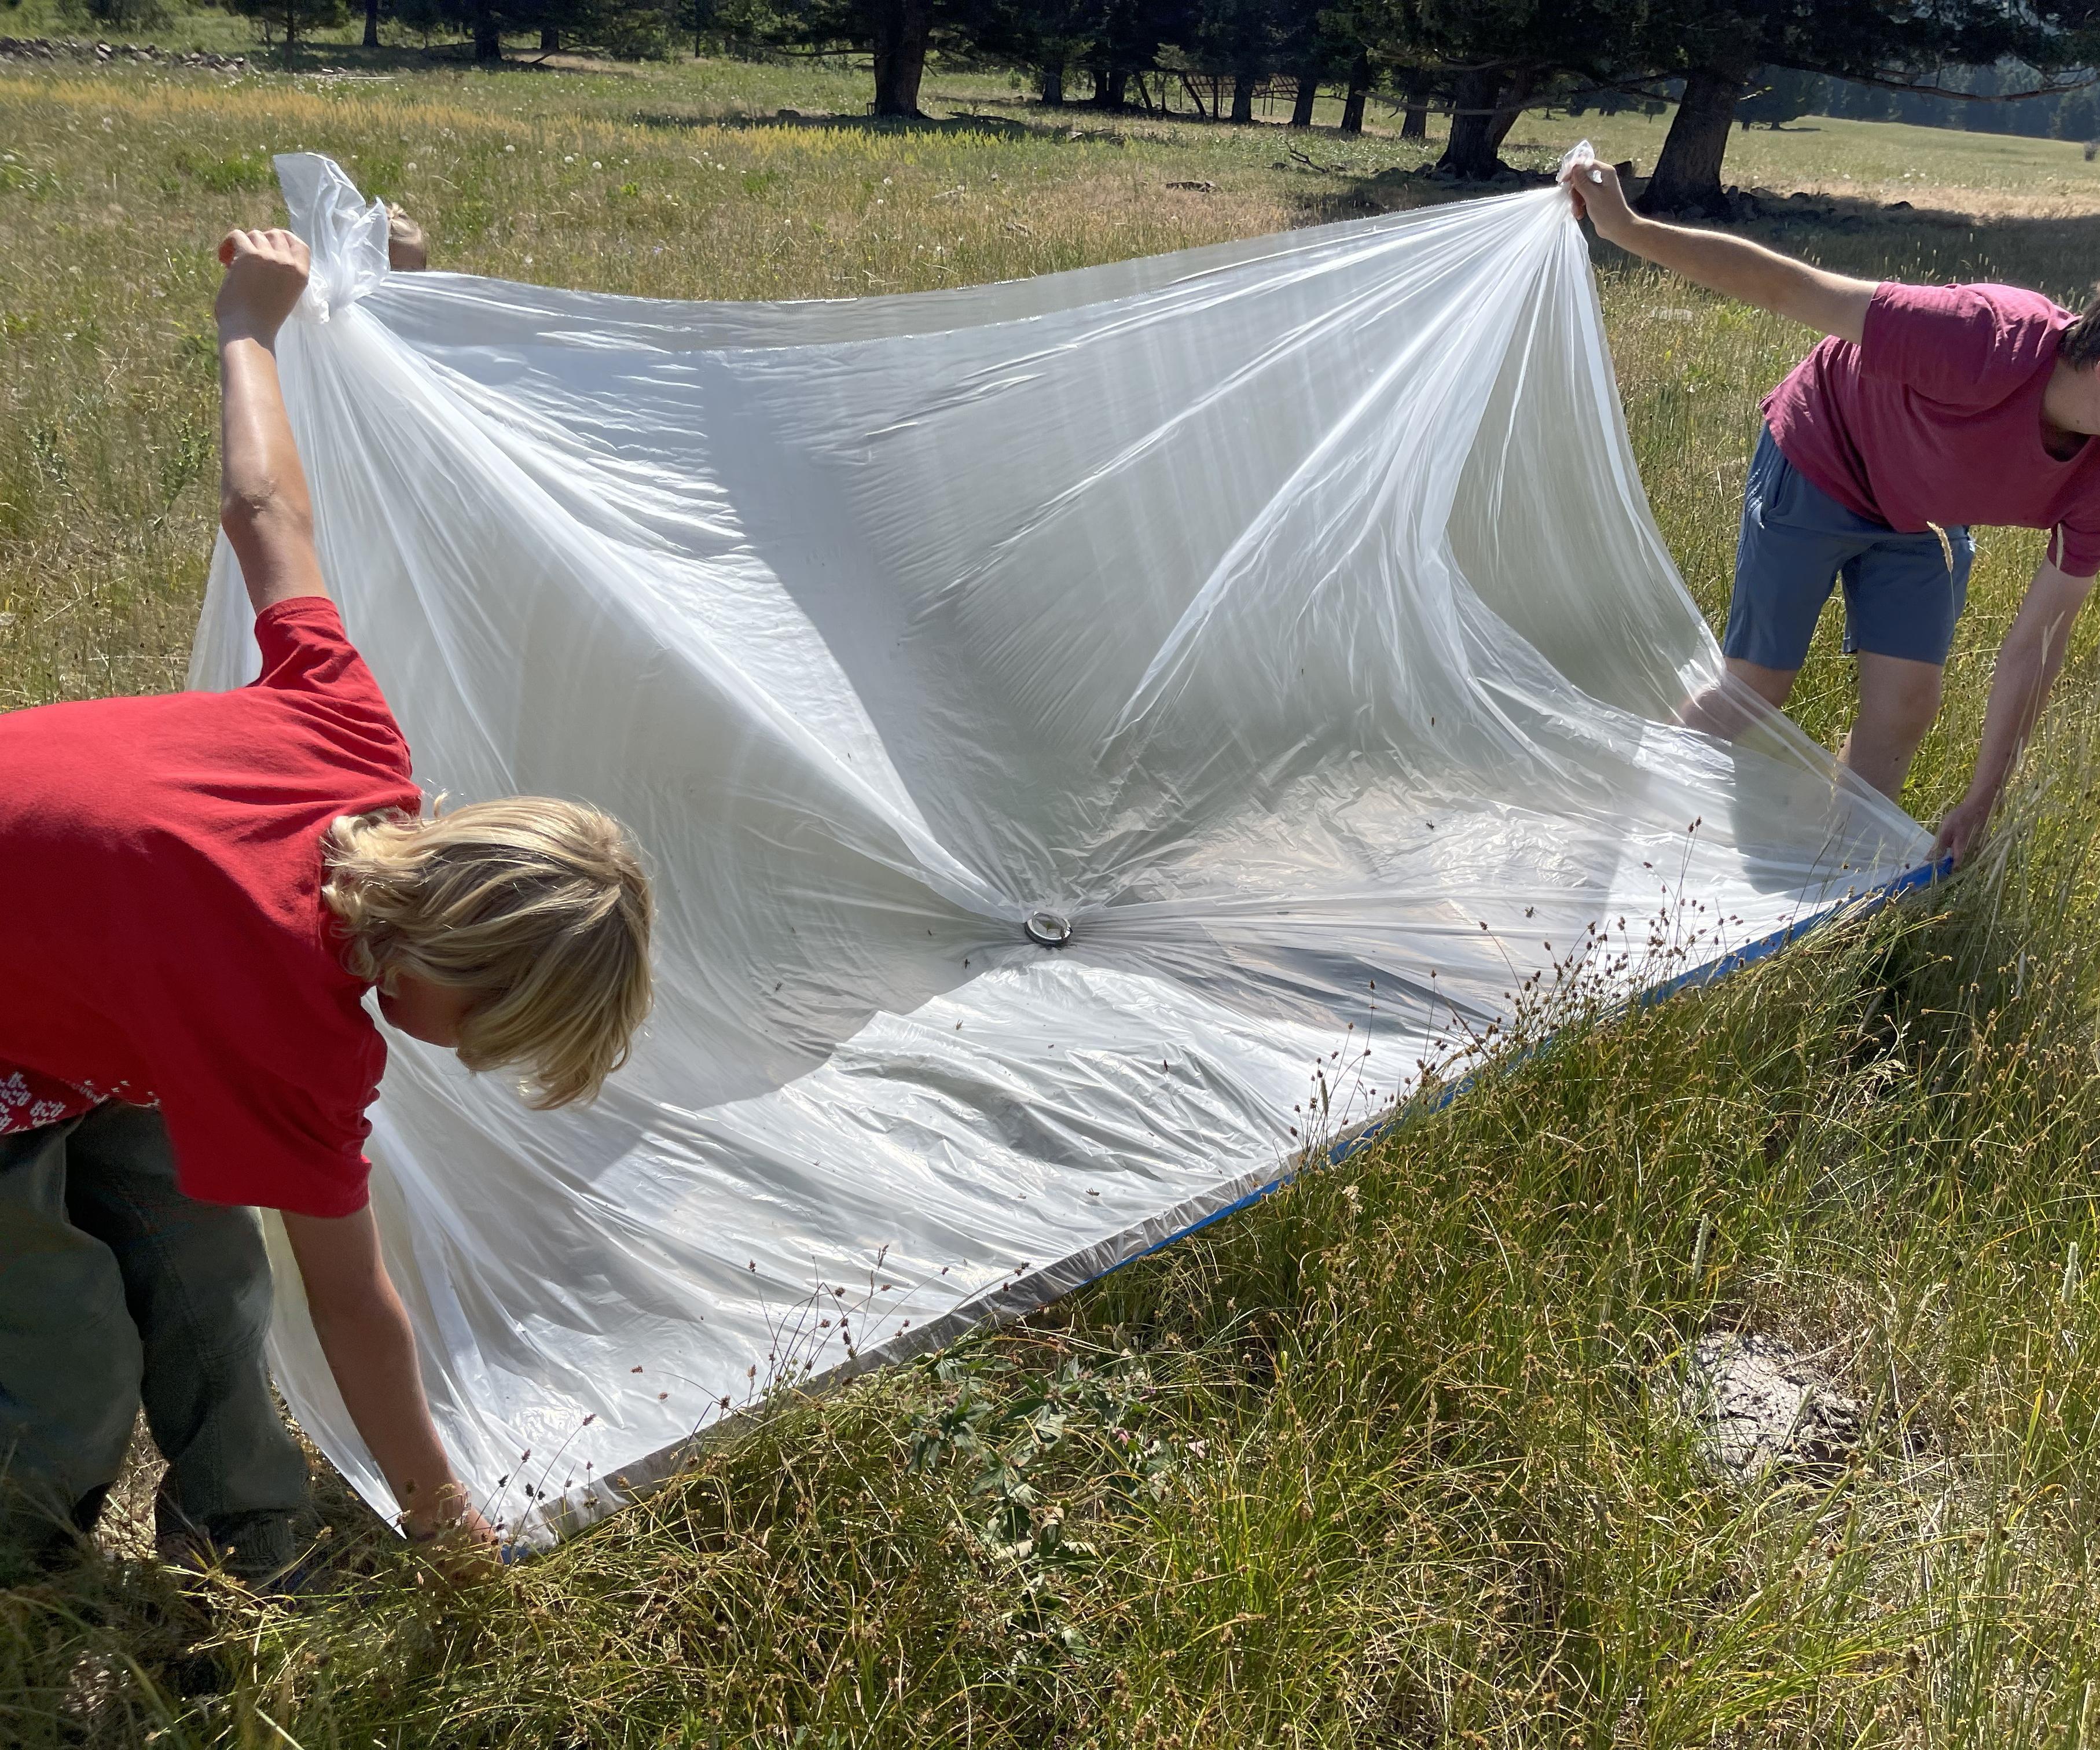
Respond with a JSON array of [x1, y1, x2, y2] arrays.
[[1679, 1332, 1868, 1479]]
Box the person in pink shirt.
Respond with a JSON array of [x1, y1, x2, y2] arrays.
[[1563, 159, 2100, 862]]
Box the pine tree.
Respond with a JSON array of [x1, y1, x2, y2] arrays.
[[1629, 1, 2059, 216], [1734, 68, 1825, 130], [430, 0, 672, 66], [221, 0, 349, 70]]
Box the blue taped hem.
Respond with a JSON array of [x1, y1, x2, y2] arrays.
[[1106, 854, 1951, 1277]]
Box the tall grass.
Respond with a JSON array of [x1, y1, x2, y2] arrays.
[[10, 54, 2100, 1748]]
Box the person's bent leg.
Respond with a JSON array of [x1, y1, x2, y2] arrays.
[[62, 1102, 309, 1578], [0, 1114, 143, 1567], [1681, 655, 1800, 738], [1724, 658, 1798, 707], [1837, 523, 1972, 800], [1841, 654, 1945, 799]]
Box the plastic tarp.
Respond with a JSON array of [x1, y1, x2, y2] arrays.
[[187, 152, 1930, 1547]]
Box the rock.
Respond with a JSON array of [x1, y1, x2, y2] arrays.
[[1889, 198, 1913, 211], [0, 32, 246, 67], [1678, 1333, 1866, 1480], [776, 108, 802, 120]]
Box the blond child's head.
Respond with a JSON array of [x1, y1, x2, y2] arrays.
[[322, 797, 652, 1108]]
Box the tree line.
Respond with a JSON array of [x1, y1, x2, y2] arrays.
[[219, 0, 2100, 212], [710, 1, 2100, 211], [1805, 61, 2100, 145]]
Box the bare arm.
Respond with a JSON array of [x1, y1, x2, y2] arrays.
[[1560, 159, 1876, 344], [215, 227, 330, 614], [281, 1204, 500, 1562], [1932, 556, 2094, 862]]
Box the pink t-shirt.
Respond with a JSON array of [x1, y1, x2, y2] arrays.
[[1763, 282, 2100, 578]]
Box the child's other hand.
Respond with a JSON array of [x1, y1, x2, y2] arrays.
[[408, 1499, 508, 1588], [215, 227, 311, 345]]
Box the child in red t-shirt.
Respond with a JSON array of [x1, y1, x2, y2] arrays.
[[1563, 159, 2100, 862], [0, 229, 654, 1582]]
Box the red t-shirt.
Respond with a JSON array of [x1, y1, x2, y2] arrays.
[[1764, 281, 2100, 579], [0, 597, 420, 1217]]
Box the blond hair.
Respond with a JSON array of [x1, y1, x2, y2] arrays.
[[322, 798, 653, 1108]]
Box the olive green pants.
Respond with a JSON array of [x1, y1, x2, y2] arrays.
[[0, 1102, 307, 1572]]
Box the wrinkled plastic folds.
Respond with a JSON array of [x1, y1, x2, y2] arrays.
[[187, 153, 1930, 1546]]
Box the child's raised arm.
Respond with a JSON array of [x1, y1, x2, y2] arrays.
[[215, 227, 331, 615]]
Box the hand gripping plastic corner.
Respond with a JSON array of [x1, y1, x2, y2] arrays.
[[1556, 138, 1605, 196], [273, 152, 391, 324]]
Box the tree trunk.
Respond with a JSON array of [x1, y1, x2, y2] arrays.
[[1092, 64, 1126, 110], [1338, 48, 1370, 135], [1486, 73, 1532, 156], [540, 24, 559, 51], [362, 0, 379, 50], [284, 6, 296, 71], [473, 0, 501, 62], [1436, 67, 1532, 177], [1040, 60, 1063, 106], [1437, 68, 1498, 171], [870, 0, 931, 119], [1638, 65, 1749, 216], [1289, 67, 1319, 128], [1400, 67, 1429, 141], [1230, 69, 1256, 124]]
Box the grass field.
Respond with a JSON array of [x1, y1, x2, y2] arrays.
[[12, 43, 2100, 1749]]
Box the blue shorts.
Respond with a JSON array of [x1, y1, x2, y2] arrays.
[[1724, 426, 1973, 670]]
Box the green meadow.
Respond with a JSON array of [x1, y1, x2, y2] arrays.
[[11, 43, 2100, 1748]]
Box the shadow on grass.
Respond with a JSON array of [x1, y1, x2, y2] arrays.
[[650, 91, 1350, 144], [636, 105, 1113, 144], [1661, 191, 2100, 295], [227, 42, 645, 78]]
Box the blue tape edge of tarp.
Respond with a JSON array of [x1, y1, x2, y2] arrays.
[[525, 854, 1951, 1547], [1104, 853, 1953, 1276]]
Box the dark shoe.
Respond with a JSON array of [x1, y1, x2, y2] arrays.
[[157, 1519, 332, 1602], [0, 1492, 96, 1582]]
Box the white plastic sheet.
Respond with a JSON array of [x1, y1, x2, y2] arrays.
[[187, 153, 1929, 1546]]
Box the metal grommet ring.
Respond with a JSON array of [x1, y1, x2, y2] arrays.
[[1023, 910, 1073, 948]]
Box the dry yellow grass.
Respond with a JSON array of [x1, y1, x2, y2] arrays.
[[0, 63, 1301, 710]]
